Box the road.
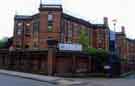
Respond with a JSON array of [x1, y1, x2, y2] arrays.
[[0, 74, 56, 86], [1, 73, 135, 86]]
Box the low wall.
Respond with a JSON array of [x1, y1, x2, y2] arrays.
[[0, 49, 96, 76]]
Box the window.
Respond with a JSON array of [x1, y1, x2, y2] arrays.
[[74, 24, 79, 36], [84, 29, 89, 36], [25, 34, 30, 37], [16, 45, 21, 48], [25, 28, 31, 33], [67, 38, 72, 43], [17, 29, 22, 35], [68, 28, 72, 37], [48, 13, 53, 32], [25, 23, 31, 33], [48, 14, 53, 21], [33, 42, 38, 48], [33, 22, 39, 33], [48, 36, 53, 39], [26, 23, 30, 26], [25, 45, 29, 48], [48, 23, 53, 32], [17, 22, 23, 27], [16, 22, 23, 35]]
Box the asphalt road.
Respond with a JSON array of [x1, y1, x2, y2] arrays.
[[0, 74, 56, 86], [1, 73, 135, 86]]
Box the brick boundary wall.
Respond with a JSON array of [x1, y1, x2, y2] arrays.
[[0, 49, 97, 77]]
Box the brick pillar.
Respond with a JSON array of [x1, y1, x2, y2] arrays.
[[88, 56, 91, 73], [47, 39, 58, 76], [72, 56, 76, 73], [47, 46, 56, 75]]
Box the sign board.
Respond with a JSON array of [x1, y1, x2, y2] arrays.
[[42, 0, 62, 5], [58, 43, 82, 51], [104, 65, 111, 69], [110, 31, 116, 41]]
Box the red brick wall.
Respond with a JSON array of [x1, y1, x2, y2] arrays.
[[39, 11, 62, 48], [13, 20, 33, 48], [92, 28, 109, 50], [116, 34, 127, 59], [55, 57, 72, 74]]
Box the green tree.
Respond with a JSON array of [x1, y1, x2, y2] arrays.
[[78, 29, 109, 65], [96, 49, 109, 64], [79, 29, 90, 50], [0, 40, 5, 48], [0, 37, 9, 49], [85, 47, 97, 56]]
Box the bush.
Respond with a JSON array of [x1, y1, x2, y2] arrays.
[[96, 49, 109, 64], [85, 47, 97, 56], [85, 48, 109, 65]]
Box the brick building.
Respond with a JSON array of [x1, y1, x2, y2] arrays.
[[126, 39, 135, 62], [115, 26, 135, 68], [13, 4, 109, 50], [116, 26, 128, 59], [116, 26, 135, 61], [0, 3, 127, 76]]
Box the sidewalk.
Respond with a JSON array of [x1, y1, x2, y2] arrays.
[[0, 69, 84, 85]]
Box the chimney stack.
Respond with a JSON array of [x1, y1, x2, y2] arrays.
[[121, 26, 125, 34], [103, 17, 108, 26]]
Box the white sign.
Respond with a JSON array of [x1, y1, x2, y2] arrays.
[[42, 0, 62, 5], [58, 43, 82, 51], [104, 65, 111, 69]]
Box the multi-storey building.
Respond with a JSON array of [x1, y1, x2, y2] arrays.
[[116, 26, 128, 59], [126, 39, 135, 62], [116, 26, 135, 62], [13, 4, 109, 50]]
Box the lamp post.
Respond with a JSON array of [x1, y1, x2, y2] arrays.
[[112, 19, 117, 54], [40, 0, 42, 4]]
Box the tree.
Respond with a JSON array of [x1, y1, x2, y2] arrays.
[[85, 47, 97, 56], [78, 29, 109, 65], [0, 39, 5, 48], [96, 49, 109, 64], [0, 37, 13, 49], [79, 29, 90, 50]]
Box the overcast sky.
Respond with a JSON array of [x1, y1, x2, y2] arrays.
[[0, 0, 134, 39]]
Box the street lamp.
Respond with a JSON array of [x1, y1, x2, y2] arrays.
[[112, 19, 117, 54], [112, 19, 117, 33]]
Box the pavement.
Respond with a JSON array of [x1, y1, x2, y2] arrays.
[[0, 74, 55, 86], [0, 69, 135, 86], [0, 69, 85, 86]]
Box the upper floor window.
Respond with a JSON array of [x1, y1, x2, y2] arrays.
[[48, 13, 53, 32], [25, 45, 29, 48], [17, 22, 23, 27], [33, 42, 38, 48], [48, 14, 53, 22], [67, 38, 72, 43], [16, 22, 23, 36], [17, 29, 22, 35], [25, 28, 31, 33], [84, 28, 89, 36], [48, 23, 53, 32], [33, 22, 39, 33], [26, 23, 30, 26], [68, 28, 72, 37]]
